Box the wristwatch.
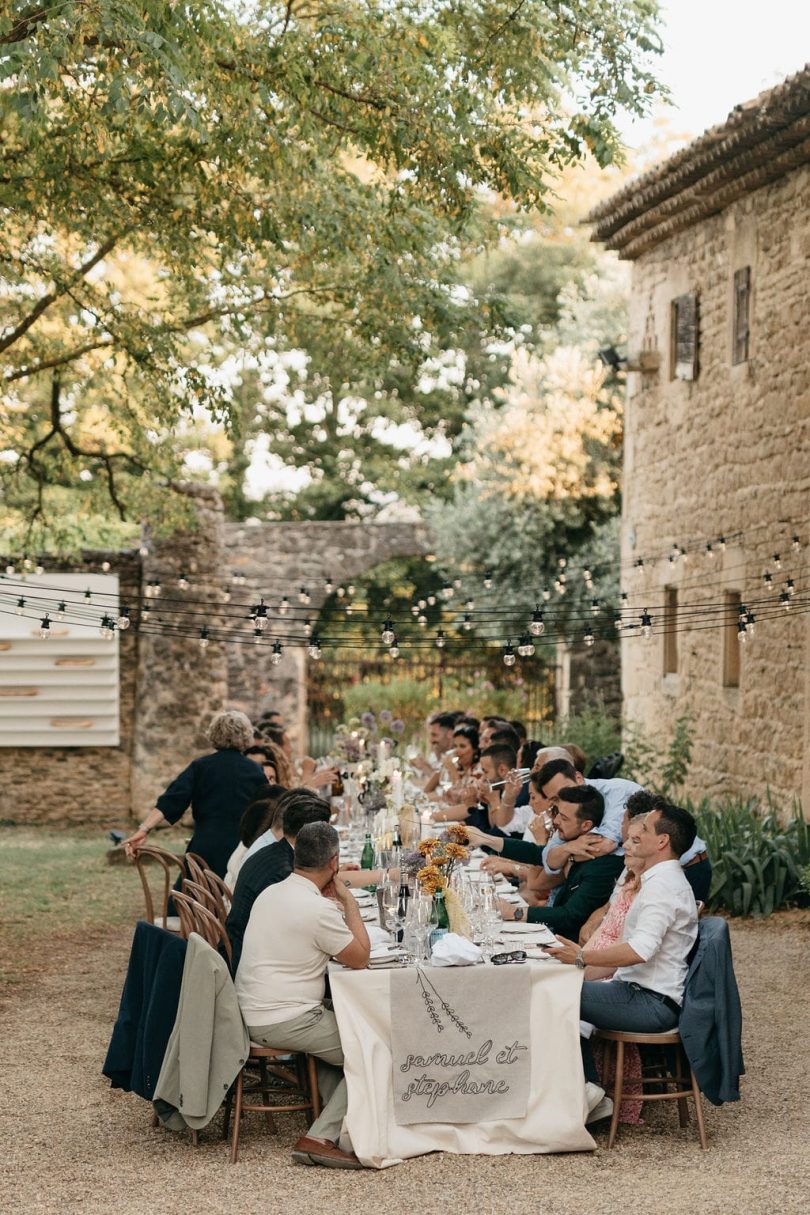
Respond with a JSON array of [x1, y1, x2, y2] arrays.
[[575, 948, 586, 969], [513, 907, 525, 921]]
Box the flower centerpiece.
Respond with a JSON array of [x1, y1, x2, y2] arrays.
[[332, 716, 375, 764], [402, 825, 472, 938]]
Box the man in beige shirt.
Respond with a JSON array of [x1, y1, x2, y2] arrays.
[[235, 821, 370, 1169]]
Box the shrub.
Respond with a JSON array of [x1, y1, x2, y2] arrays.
[[694, 797, 810, 917]]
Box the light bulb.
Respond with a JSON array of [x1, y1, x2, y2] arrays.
[[138, 544, 149, 558], [440, 583, 453, 601], [705, 543, 714, 560], [418, 599, 426, 610], [199, 627, 209, 650], [483, 570, 493, 590], [558, 557, 567, 569], [35, 564, 44, 576], [737, 621, 747, 644], [101, 560, 111, 573], [427, 595, 436, 606], [345, 603, 353, 616], [746, 610, 756, 638], [718, 536, 727, 551], [254, 600, 269, 629], [336, 586, 345, 598], [15, 597, 25, 615], [503, 642, 516, 667], [253, 627, 263, 644], [298, 587, 310, 605], [308, 637, 322, 660], [462, 613, 472, 631], [39, 616, 51, 639], [99, 615, 115, 640], [23, 556, 32, 570], [303, 618, 312, 636], [640, 610, 653, 640], [117, 607, 131, 630], [792, 534, 800, 552], [152, 581, 161, 597], [591, 598, 600, 616], [786, 578, 796, 597], [773, 553, 782, 570], [583, 568, 592, 581], [763, 572, 773, 586], [142, 605, 151, 621], [389, 638, 400, 659], [324, 576, 334, 594], [271, 641, 283, 665], [780, 590, 791, 611], [56, 601, 66, 620], [347, 583, 355, 596], [530, 607, 545, 636], [410, 604, 419, 616], [614, 613, 624, 631], [541, 588, 551, 602], [435, 629, 446, 649], [84, 588, 92, 601], [381, 618, 395, 646], [465, 599, 475, 611], [279, 596, 289, 615], [418, 614, 427, 627], [584, 629, 595, 648], [178, 574, 189, 590], [635, 559, 645, 577], [5, 564, 15, 576]]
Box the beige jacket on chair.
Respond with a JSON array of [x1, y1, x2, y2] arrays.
[[154, 932, 249, 1130]]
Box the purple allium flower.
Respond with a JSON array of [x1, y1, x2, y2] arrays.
[[360, 711, 375, 729], [379, 709, 393, 724], [391, 718, 405, 734]]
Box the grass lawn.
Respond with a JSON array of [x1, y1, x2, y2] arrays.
[[0, 823, 187, 993]]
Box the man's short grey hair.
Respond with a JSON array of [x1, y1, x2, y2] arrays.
[[294, 821, 340, 870], [208, 709, 254, 752], [533, 746, 571, 768]]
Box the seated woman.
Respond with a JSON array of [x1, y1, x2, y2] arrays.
[[584, 817, 646, 1124], [224, 785, 287, 890], [431, 724, 483, 823]]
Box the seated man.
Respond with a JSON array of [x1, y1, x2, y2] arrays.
[[235, 821, 370, 1169], [469, 786, 625, 939], [548, 802, 699, 1085], [226, 789, 331, 973], [624, 790, 712, 903], [475, 742, 518, 832], [536, 758, 643, 875]]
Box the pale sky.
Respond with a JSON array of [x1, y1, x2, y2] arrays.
[[618, 0, 810, 149]]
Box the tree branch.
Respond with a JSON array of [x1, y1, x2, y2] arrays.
[[3, 339, 115, 383], [0, 232, 124, 357]]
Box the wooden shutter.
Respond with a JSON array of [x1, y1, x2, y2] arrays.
[[670, 292, 699, 381], [732, 267, 751, 365]]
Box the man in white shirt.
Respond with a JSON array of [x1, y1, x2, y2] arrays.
[[548, 802, 699, 1085], [235, 821, 370, 1169]]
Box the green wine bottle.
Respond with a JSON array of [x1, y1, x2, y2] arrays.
[[360, 832, 376, 891], [429, 888, 450, 948]]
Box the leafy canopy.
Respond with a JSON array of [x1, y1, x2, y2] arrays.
[[0, 0, 662, 546]]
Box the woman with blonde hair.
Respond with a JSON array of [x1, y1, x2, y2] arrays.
[[122, 709, 269, 877]]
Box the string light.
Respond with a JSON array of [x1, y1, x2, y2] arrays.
[[39, 615, 51, 639], [15, 597, 25, 615], [705, 542, 714, 560], [634, 558, 645, 577], [389, 636, 400, 659], [303, 618, 312, 637], [763, 572, 773, 587], [529, 606, 545, 636], [336, 586, 345, 598], [84, 587, 92, 601], [417, 614, 427, 627], [440, 583, 454, 601], [117, 606, 131, 630], [591, 598, 601, 616], [381, 618, 395, 646], [584, 627, 595, 647], [503, 640, 516, 667], [298, 587, 310, 605], [640, 610, 653, 640], [779, 590, 791, 611], [718, 536, 727, 551], [5, 563, 15, 576], [35, 563, 44, 576], [279, 596, 289, 615], [427, 594, 437, 606], [772, 553, 782, 570], [462, 613, 472, 631], [271, 640, 283, 665], [99, 615, 116, 639], [324, 576, 334, 594], [786, 578, 796, 597], [465, 598, 475, 611], [308, 636, 322, 660], [252, 626, 263, 644], [199, 627, 209, 650], [483, 570, 493, 590], [253, 599, 269, 630], [541, 587, 551, 602], [517, 634, 535, 658], [435, 628, 446, 649], [792, 534, 801, 552], [737, 620, 747, 644], [55, 600, 66, 620], [177, 573, 189, 590], [746, 609, 756, 638], [347, 583, 355, 596]]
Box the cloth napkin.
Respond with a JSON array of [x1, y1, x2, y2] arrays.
[[430, 932, 483, 967]]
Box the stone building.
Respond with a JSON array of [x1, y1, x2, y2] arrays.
[[587, 66, 810, 808]]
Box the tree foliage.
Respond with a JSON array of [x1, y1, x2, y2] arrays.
[[0, 0, 662, 546]]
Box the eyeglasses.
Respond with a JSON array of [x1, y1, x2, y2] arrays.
[[491, 950, 527, 965]]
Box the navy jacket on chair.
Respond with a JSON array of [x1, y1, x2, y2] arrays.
[[679, 916, 744, 1106], [103, 921, 187, 1101]]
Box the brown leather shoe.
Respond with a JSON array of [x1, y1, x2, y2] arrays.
[[291, 1135, 363, 1170]]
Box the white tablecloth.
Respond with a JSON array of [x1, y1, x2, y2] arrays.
[[330, 961, 596, 1167]]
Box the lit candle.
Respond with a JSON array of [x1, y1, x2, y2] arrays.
[[391, 768, 403, 809]]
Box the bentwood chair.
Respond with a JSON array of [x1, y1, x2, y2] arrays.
[[173, 889, 233, 967], [592, 1027, 708, 1149], [226, 1046, 321, 1164], [132, 846, 186, 932]]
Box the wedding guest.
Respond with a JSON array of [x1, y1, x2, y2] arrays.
[[472, 786, 625, 938], [535, 758, 643, 877], [432, 724, 483, 821], [411, 711, 458, 778], [244, 744, 280, 782], [226, 790, 330, 973], [235, 822, 370, 1169], [121, 709, 268, 877], [548, 803, 699, 1086], [623, 790, 712, 903], [224, 786, 287, 891]]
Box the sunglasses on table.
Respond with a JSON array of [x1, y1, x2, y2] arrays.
[[491, 950, 527, 966]]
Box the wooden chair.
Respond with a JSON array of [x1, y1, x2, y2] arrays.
[[201, 870, 233, 920], [132, 846, 186, 931], [173, 889, 233, 966], [184, 853, 210, 886], [226, 1046, 321, 1164], [183, 878, 221, 917], [592, 1027, 708, 1149]]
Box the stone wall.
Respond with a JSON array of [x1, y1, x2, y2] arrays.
[[620, 163, 810, 807]]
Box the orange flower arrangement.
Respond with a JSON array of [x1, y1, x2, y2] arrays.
[[414, 833, 470, 893]]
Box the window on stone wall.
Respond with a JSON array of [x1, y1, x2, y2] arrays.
[[663, 586, 678, 675], [670, 292, 699, 381], [722, 590, 742, 688], [732, 266, 751, 364]]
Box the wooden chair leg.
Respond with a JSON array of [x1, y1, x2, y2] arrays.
[[190, 1129, 199, 1147], [307, 1054, 322, 1120], [151, 1111, 159, 1129], [606, 1039, 624, 1149], [690, 1068, 708, 1149], [230, 1068, 245, 1164], [258, 1058, 278, 1133], [222, 1086, 233, 1140], [675, 1048, 689, 1127]]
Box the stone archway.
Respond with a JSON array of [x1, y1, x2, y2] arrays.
[[131, 492, 432, 811]]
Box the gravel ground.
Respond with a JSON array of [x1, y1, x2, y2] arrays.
[[1, 914, 808, 1215]]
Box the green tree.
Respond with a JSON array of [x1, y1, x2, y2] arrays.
[[1, 0, 662, 546]]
